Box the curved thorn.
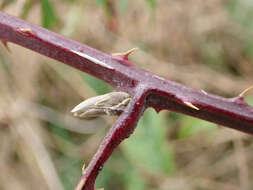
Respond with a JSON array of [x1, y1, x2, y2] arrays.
[[112, 47, 138, 60], [19, 27, 31, 33], [82, 163, 86, 174], [201, 89, 208, 95], [184, 101, 199, 110], [239, 85, 253, 97], [0, 39, 11, 52]]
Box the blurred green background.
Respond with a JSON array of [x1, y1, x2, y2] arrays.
[[0, 0, 253, 190]]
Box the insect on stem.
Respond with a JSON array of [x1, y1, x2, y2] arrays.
[[71, 92, 131, 119]]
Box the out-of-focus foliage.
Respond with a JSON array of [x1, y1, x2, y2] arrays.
[[226, 0, 253, 60], [0, 0, 15, 9], [96, 109, 174, 190], [122, 109, 174, 174], [40, 0, 59, 28], [80, 73, 111, 94], [145, 0, 156, 11], [178, 116, 217, 138], [20, 0, 33, 18], [1, 1, 253, 190], [227, 0, 253, 29], [118, 0, 128, 13], [95, 0, 107, 6], [245, 96, 253, 106]]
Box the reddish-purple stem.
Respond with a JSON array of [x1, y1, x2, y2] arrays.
[[0, 11, 253, 190], [76, 87, 148, 190]]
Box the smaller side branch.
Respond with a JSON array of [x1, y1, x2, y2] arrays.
[[75, 87, 148, 190]]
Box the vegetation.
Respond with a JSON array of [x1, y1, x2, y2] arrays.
[[0, 1, 253, 190]]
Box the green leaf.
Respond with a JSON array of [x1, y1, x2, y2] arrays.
[[226, 0, 253, 28], [40, 0, 58, 28], [119, 0, 128, 13], [226, 0, 237, 13], [0, 0, 15, 9], [245, 96, 253, 106], [80, 72, 111, 95], [146, 0, 156, 10], [47, 123, 71, 142], [178, 116, 217, 138], [95, 163, 112, 189], [59, 156, 83, 190], [95, 0, 107, 6], [20, 0, 33, 18], [122, 109, 175, 174], [96, 151, 127, 189], [226, 1, 253, 60], [124, 168, 147, 190], [60, 0, 75, 2]]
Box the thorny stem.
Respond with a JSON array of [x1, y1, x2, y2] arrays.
[[0, 11, 253, 190], [76, 87, 148, 190]]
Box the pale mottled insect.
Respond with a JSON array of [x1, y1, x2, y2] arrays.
[[71, 92, 131, 119]]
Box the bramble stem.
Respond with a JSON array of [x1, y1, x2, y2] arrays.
[[75, 87, 148, 190], [0, 11, 253, 190]]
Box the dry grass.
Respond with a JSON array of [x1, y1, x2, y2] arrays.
[[0, 0, 253, 189]]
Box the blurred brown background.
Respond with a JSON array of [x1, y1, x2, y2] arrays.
[[0, 0, 253, 190]]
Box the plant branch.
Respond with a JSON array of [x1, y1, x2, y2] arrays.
[[0, 11, 252, 133], [0, 11, 253, 190], [75, 87, 148, 190]]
